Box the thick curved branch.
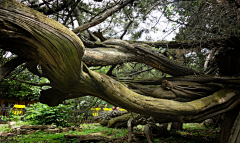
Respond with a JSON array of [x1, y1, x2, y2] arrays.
[[79, 35, 104, 48], [39, 88, 87, 106], [83, 48, 137, 66], [128, 81, 224, 101], [127, 36, 240, 49], [119, 75, 240, 85], [128, 84, 177, 99], [0, 57, 27, 82], [0, 0, 85, 92], [13, 78, 51, 87], [84, 67, 240, 122], [84, 39, 200, 76]]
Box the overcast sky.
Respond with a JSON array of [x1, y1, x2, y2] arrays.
[[83, 0, 179, 41], [28, 0, 178, 41]]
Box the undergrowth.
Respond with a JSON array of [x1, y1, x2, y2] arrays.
[[0, 122, 220, 143]]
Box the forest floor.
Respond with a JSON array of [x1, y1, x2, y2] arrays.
[[0, 122, 220, 143]]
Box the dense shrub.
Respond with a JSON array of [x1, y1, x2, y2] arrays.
[[7, 108, 22, 122], [24, 103, 73, 127]]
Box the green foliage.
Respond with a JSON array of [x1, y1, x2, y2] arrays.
[[65, 123, 128, 138], [0, 123, 128, 143], [0, 79, 40, 102], [15, 121, 34, 126], [171, 1, 240, 41], [0, 52, 50, 102], [90, 66, 111, 74], [64, 96, 111, 124], [1, 131, 78, 143], [0, 124, 9, 132], [0, 68, 51, 103], [7, 108, 22, 122], [24, 103, 73, 127], [183, 123, 206, 129], [0, 122, 220, 143]]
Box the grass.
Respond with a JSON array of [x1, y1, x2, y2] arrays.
[[0, 124, 9, 132], [1, 132, 77, 143], [0, 123, 128, 143], [65, 123, 128, 138], [0, 121, 34, 132], [0, 122, 220, 143], [183, 123, 206, 129], [15, 121, 34, 126]]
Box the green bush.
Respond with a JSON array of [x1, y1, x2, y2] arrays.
[[7, 108, 22, 122], [24, 102, 73, 127]]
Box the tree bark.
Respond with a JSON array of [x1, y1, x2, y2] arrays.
[[118, 75, 240, 85], [228, 110, 240, 143], [216, 47, 240, 76], [220, 105, 240, 143], [127, 36, 239, 50], [83, 39, 200, 76]]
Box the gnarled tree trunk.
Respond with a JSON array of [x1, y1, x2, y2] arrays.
[[0, 1, 240, 142], [220, 105, 240, 143]]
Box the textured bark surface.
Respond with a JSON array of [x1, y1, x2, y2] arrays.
[[127, 36, 239, 50], [119, 75, 240, 85], [0, 0, 240, 125], [83, 39, 199, 76], [0, 0, 85, 92], [220, 105, 240, 143], [216, 48, 240, 76], [228, 111, 240, 143], [93, 111, 130, 128], [108, 113, 138, 128]]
